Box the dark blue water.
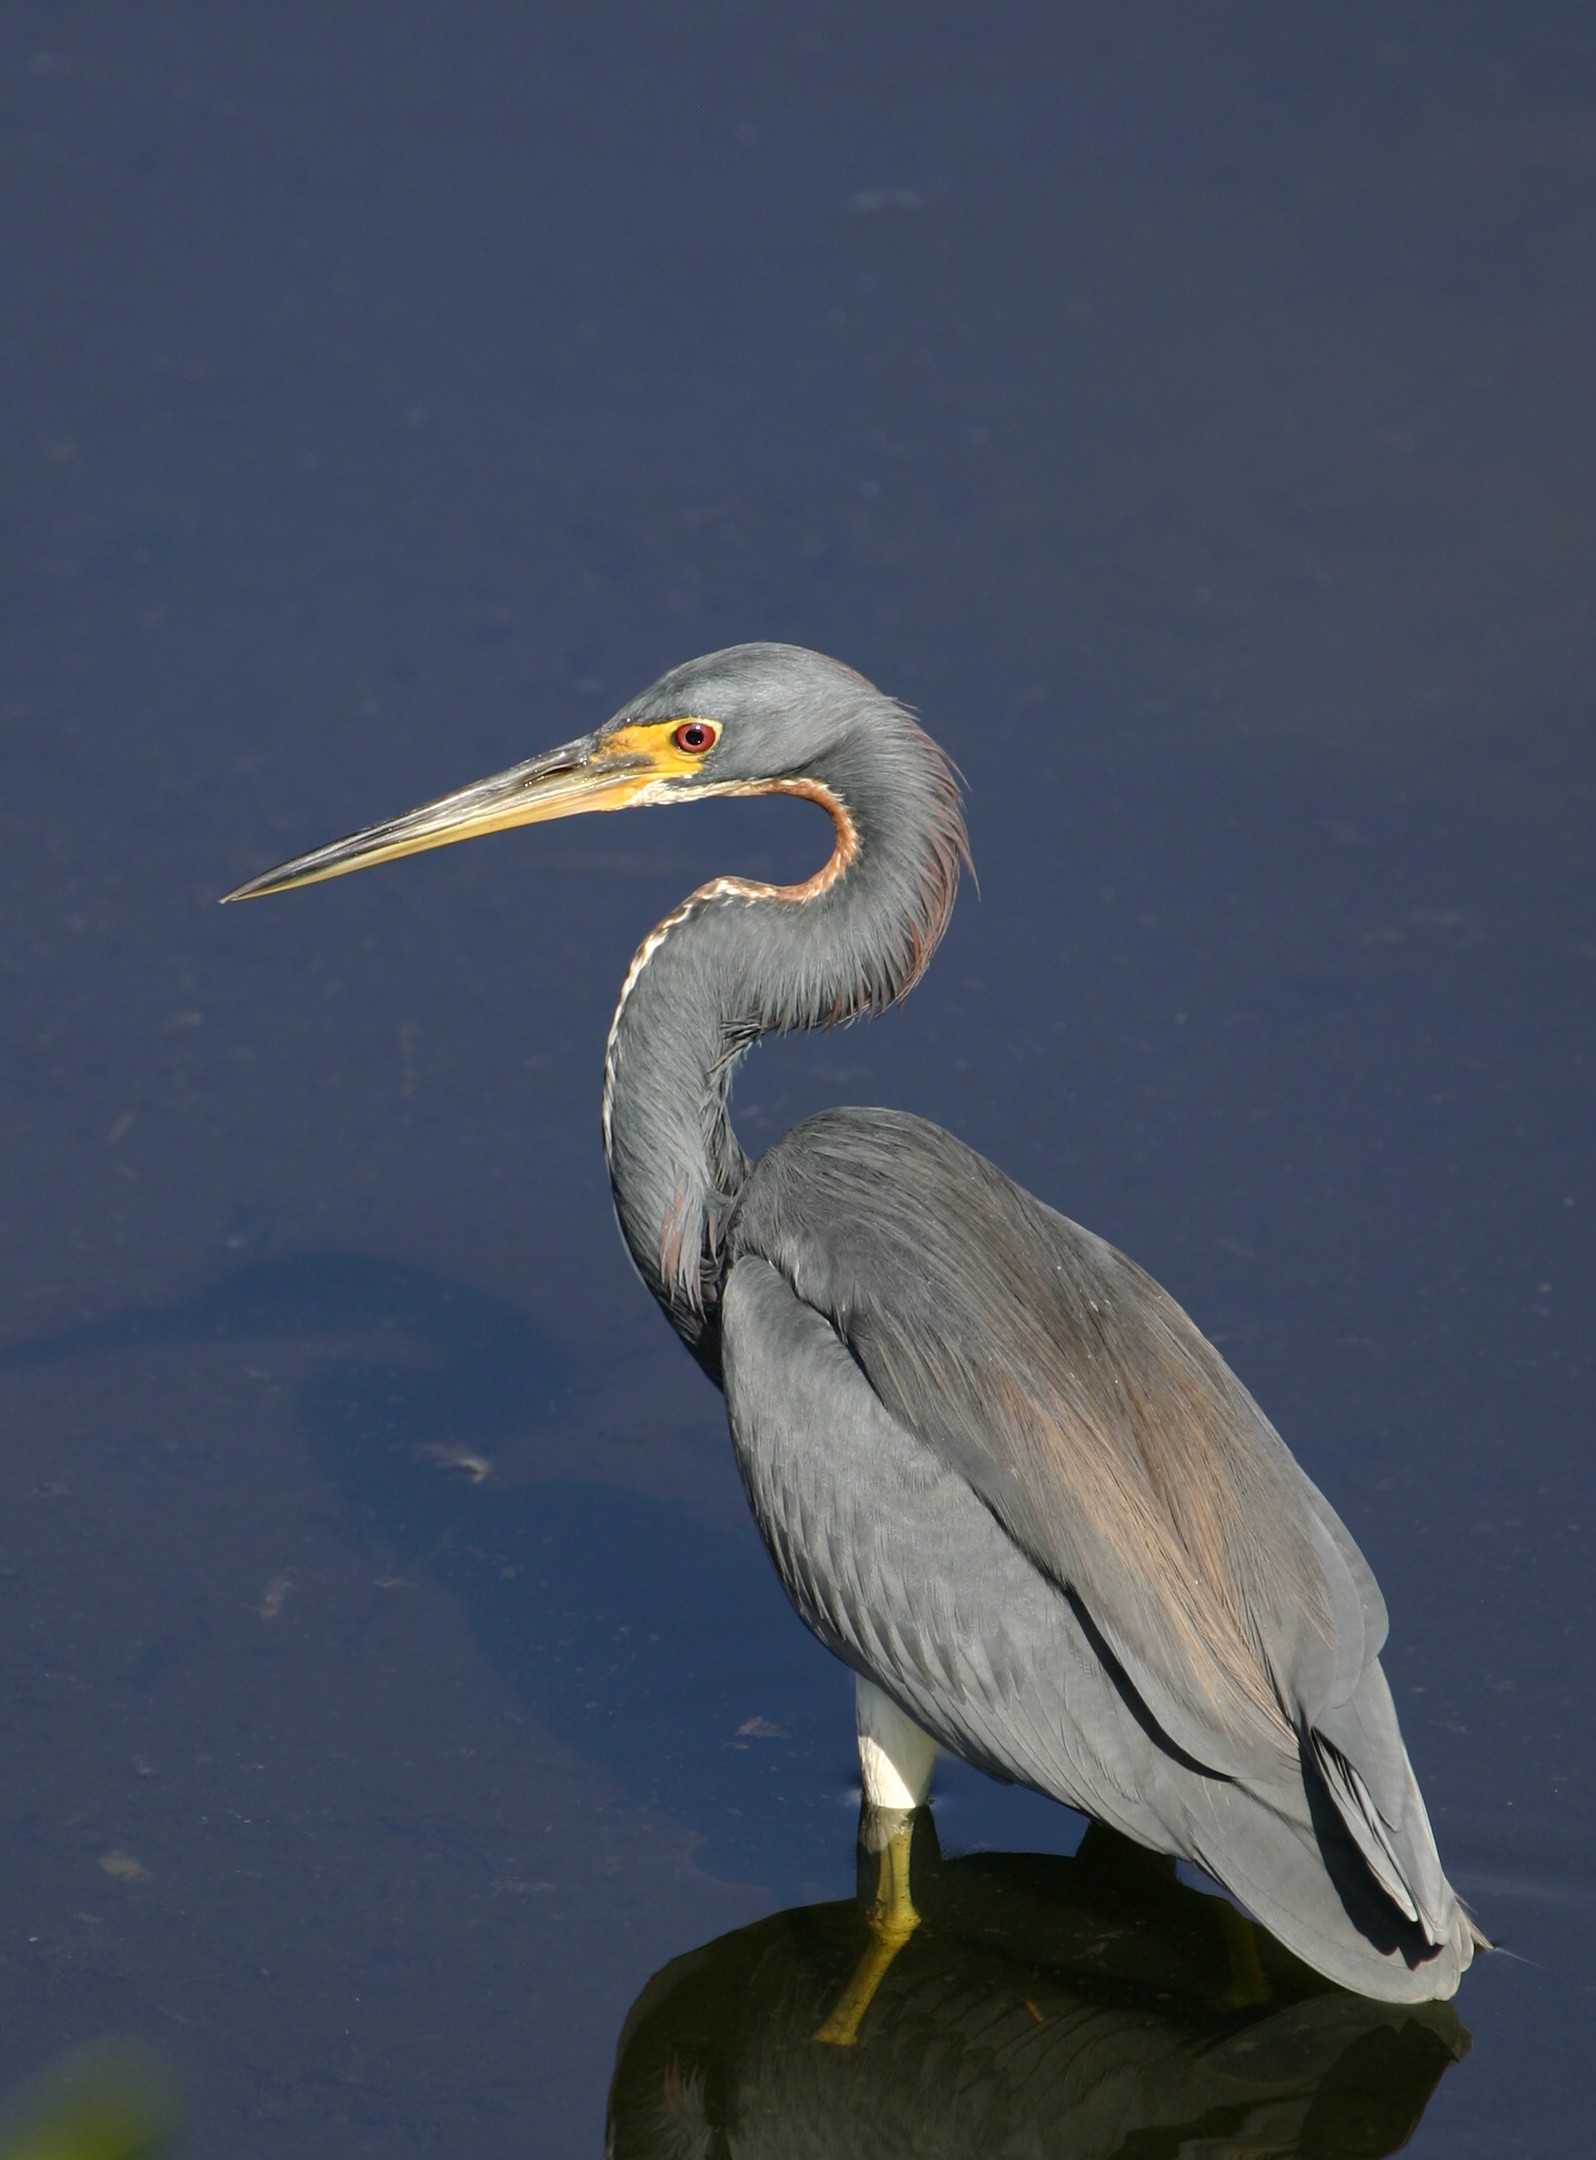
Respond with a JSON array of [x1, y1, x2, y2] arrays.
[[2, 4, 1591, 2151]]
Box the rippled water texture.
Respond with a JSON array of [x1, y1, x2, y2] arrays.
[[2, 4, 1591, 2152]]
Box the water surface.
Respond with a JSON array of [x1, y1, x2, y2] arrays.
[[1, 4, 1591, 2151]]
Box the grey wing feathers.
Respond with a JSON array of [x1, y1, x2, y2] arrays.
[[723, 1107, 1478, 1997], [730, 1109, 1339, 1774], [721, 1255, 1184, 1826], [720, 1254, 1473, 1998]]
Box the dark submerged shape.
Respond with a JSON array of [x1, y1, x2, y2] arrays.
[[226, 641, 1482, 2001]]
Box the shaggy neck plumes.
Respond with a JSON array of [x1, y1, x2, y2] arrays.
[[601, 699, 967, 1372]]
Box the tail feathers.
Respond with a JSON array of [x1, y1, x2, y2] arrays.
[[1187, 1771, 1477, 2003], [1308, 1664, 1455, 1949], [1310, 1729, 1442, 1935]]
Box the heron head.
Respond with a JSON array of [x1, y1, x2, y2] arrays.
[[221, 643, 887, 902], [601, 642, 886, 792]]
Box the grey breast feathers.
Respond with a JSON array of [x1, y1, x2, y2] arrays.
[[725, 1107, 1384, 1788]]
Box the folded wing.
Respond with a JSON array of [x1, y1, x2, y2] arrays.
[[725, 1106, 1474, 1973]]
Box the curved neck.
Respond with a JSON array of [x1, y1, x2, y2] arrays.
[[601, 708, 966, 1371]]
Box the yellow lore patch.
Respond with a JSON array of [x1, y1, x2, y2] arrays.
[[602, 717, 722, 779]]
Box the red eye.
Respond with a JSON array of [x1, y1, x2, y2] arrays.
[[672, 720, 716, 754]]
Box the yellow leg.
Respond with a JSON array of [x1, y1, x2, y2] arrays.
[[814, 1811, 922, 2047], [1209, 1897, 1270, 2010]]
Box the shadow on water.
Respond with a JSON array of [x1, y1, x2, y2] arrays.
[[609, 1816, 1469, 2160], [0, 1253, 830, 1880]]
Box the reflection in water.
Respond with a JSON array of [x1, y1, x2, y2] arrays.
[[609, 1818, 1467, 2159]]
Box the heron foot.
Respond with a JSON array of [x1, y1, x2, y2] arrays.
[[813, 1810, 922, 2046]]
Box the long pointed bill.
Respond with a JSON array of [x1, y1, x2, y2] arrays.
[[221, 731, 664, 902]]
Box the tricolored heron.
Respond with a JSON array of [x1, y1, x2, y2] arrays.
[[225, 643, 1483, 2004]]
